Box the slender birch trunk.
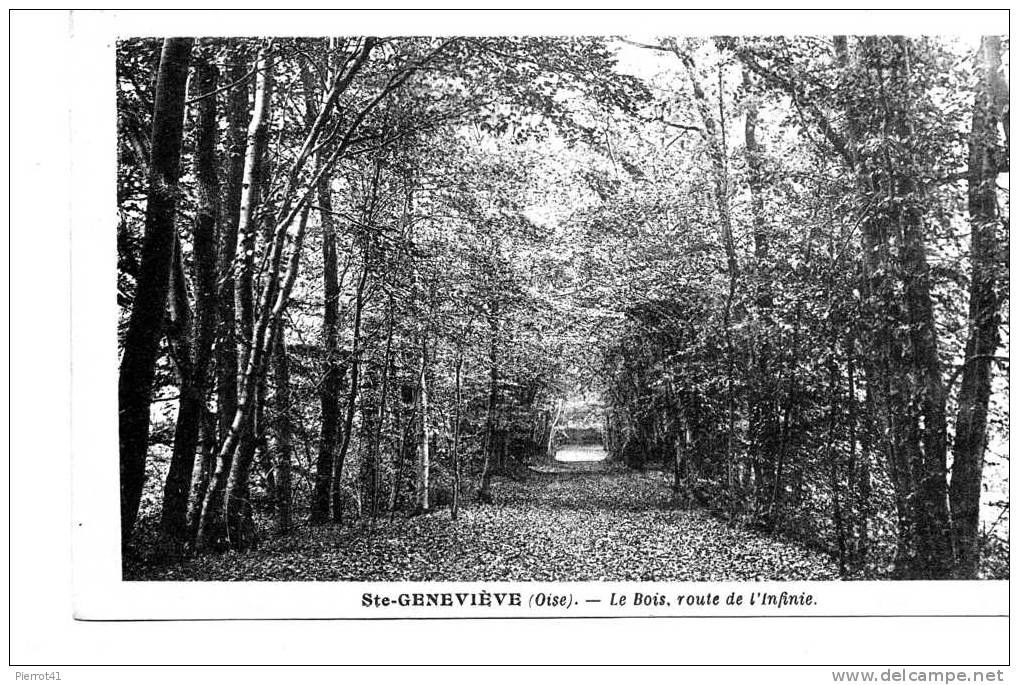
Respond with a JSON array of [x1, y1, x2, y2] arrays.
[[212, 40, 250, 466], [478, 310, 499, 503], [415, 338, 431, 514], [451, 350, 464, 520], [196, 42, 273, 550]]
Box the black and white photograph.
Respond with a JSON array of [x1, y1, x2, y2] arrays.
[[7, 7, 1013, 672], [113, 28, 1009, 584]]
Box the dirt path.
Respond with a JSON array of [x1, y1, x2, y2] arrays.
[[128, 457, 840, 581]]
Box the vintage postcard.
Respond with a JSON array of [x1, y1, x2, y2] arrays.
[[12, 7, 1010, 670]]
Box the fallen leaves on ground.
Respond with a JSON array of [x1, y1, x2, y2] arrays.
[[126, 462, 839, 581]]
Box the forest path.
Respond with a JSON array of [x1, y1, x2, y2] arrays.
[[134, 458, 839, 581]]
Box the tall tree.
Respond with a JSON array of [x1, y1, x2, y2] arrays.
[[415, 337, 431, 515], [197, 42, 274, 549], [229, 42, 276, 546], [271, 328, 294, 534], [118, 37, 194, 545], [846, 37, 953, 578], [160, 44, 221, 546], [450, 343, 465, 520], [742, 68, 781, 516], [302, 51, 343, 524], [332, 239, 370, 522], [478, 305, 500, 503], [736, 35, 957, 577], [950, 35, 1009, 578], [366, 298, 395, 523], [211, 42, 250, 481], [188, 42, 251, 540], [200, 37, 381, 549]]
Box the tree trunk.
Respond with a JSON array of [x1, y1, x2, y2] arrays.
[[415, 339, 431, 515], [845, 328, 871, 574], [851, 37, 953, 578], [229, 43, 274, 548], [272, 328, 294, 534], [367, 300, 395, 524], [832, 35, 906, 574], [950, 35, 1008, 579], [195, 37, 374, 551], [856, 381, 875, 576], [160, 47, 220, 546], [672, 405, 691, 496], [546, 398, 564, 458], [214, 41, 249, 465], [389, 397, 418, 520], [742, 67, 781, 512], [478, 311, 499, 503], [301, 56, 343, 524], [888, 37, 953, 579], [196, 42, 273, 551], [118, 37, 194, 546], [215, 202, 308, 550], [681, 50, 741, 503], [186, 407, 218, 541], [824, 354, 847, 576], [331, 245, 370, 523], [310, 171, 341, 523], [451, 350, 464, 520]]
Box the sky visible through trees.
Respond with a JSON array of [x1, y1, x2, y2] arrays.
[[117, 34, 1009, 581]]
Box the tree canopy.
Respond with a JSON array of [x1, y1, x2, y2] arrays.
[[118, 34, 1008, 581]]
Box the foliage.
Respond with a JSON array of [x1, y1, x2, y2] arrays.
[[118, 34, 1008, 579]]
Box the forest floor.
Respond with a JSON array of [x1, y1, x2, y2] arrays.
[[127, 453, 840, 581]]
